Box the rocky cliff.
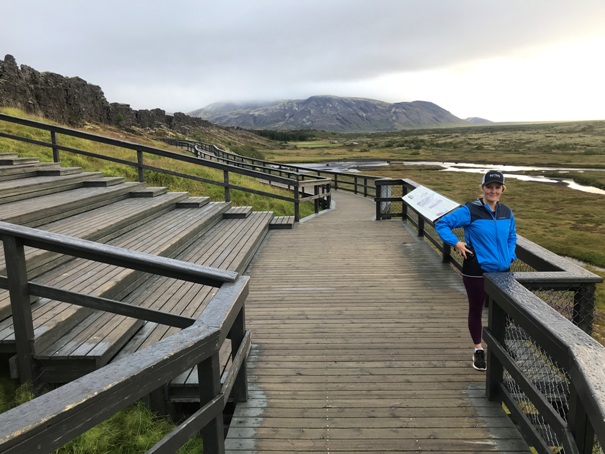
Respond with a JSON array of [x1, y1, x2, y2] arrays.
[[0, 54, 213, 135]]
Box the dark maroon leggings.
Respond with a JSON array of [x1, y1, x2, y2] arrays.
[[462, 275, 486, 345]]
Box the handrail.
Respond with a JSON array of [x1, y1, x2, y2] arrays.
[[373, 177, 604, 453], [167, 138, 378, 196], [0, 221, 250, 453], [484, 273, 605, 453], [0, 113, 332, 221]]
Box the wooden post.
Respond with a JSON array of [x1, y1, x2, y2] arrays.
[[573, 284, 595, 335], [3, 236, 36, 384], [51, 130, 60, 163], [567, 385, 595, 454], [229, 307, 248, 403], [417, 217, 424, 237], [198, 353, 225, 453], [485, 294, 506, 401], [223, 170, 231, 202], [137, 150, 145, 182], [442, 243, 451, 263], [402, 184, 408, 221], [294, 182, 300, 222]]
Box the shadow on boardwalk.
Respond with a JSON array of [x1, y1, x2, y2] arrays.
[[226, 190, 529, 453]]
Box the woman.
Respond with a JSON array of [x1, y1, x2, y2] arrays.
[[435, 170, 517, 371]]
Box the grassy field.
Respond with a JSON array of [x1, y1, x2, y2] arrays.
[[263, 120, 605, 168]]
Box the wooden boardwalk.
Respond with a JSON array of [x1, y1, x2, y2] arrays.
[[226, 190, 529, 453]]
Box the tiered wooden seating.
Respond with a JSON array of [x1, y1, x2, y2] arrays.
[[0, 153, 280, 398]]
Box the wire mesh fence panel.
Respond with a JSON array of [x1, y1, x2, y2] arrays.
[[503, 315, 576, 452]]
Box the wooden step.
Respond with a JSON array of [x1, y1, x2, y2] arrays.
[[269, 216, 295, 230], [82, 177, 125, 187], [0, 181, 145, 227], [0, 171, 105, 205], [36, 167, 83, 177], [0, 156, 39, 166], [176, 196, 210, 208], [0, 201, 232, 357], [224, 206, 253, 219], [0, 191, 191, 308], [129, 187, 168, 198], [37, 211, 273, 382], [0, 162, 61, 182]]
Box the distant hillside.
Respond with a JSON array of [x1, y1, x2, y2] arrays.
[[190, 95, 471, 132], [465, 117, 493, 125]]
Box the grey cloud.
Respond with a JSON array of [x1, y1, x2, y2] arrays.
[[2, 0, 605, 118]]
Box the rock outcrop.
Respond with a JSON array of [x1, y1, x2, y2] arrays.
[[0, 54, 212, 134]]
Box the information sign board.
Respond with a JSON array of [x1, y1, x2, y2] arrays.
[[402, 185, 460, 222]]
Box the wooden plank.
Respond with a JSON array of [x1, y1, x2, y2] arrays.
[[224, 190, 530, 453]]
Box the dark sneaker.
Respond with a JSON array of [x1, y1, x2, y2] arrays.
[[473, 349, 487, 371]]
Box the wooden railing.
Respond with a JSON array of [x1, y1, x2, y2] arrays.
[[374, 177, 604, 453], [0, 221, 249, 453], [0, 114, 331, 221], [166, 138, 378, 198]]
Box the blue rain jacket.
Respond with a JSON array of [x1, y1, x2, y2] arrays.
[[435, 198, 517, 274]]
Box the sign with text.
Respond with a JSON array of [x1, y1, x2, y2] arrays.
[[402, 185, 460, 222]]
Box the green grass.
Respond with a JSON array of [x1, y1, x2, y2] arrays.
[[0, 378, 202, 453], [55, 402, 202, 454]]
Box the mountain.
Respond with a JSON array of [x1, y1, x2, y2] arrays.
[[189, 95, 470, 132], [465, 117, 493, 125]]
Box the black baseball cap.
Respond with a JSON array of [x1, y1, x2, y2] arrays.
[[482, 170, 505, 186]]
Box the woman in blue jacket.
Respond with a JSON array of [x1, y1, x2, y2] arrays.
[[435, 170, 517, 371]]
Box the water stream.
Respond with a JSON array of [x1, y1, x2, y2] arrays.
[[297, 161, 605, 195]]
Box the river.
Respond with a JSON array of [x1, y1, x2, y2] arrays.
[[296, 161, 605, 195]]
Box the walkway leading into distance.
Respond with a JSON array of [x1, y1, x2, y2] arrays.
[[225, 190, 529, 453]]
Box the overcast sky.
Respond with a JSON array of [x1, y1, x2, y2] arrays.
[[2, 0, 605, 122]]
